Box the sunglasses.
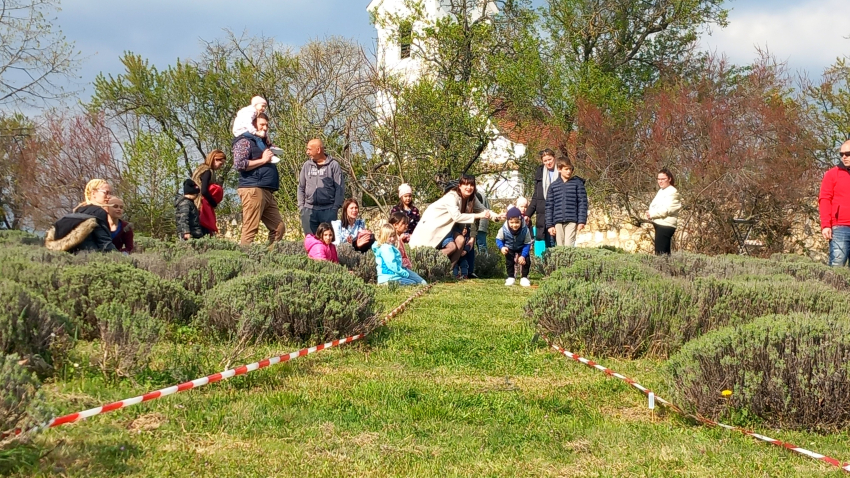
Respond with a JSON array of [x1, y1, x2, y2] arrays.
[[840, 151, 850, 157]]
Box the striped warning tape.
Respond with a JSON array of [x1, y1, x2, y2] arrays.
[[2, 284, 433, 439], [546, 339, 850, 473]]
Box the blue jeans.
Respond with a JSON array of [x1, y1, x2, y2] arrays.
[[397, 269, 426, 286], [453, 245, 475, 277], [829, 225, 850, 267]]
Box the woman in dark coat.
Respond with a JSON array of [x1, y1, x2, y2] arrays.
[[525, 149, 558, 248], [45, 179, 117, 253]]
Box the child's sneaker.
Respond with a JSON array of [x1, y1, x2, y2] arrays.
[[505, 277, 515, 286], [520, 277, 531, 287], [270, 155, 281, 164]]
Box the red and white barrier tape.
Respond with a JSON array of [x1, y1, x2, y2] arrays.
[[547, 340, 850, 473], [3, 284, 433, 439]]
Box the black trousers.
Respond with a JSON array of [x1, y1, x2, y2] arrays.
[[505, 250, 530, 278], [653, 224, 676, 255]]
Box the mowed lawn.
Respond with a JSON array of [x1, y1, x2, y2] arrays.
[[14, 280, 850, 477]]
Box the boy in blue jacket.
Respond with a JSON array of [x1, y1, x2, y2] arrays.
[[496, 207, 533, 287], [545, 158, 588, 247]]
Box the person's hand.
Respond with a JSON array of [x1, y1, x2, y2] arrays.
[[183, 233, 191, 240], [261, 148, 273, 163], [823, 227, 833, 241], [517, 256, 527, 266], [500, 246, 509, 255], [548, 227, 556, 237], [466, 236, 474, 247], [577, 224, 585, 232]]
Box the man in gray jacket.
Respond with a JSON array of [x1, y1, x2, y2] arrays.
[[298, 138, 345, 234]]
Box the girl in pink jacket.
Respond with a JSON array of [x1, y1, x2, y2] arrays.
[[304, 222, 339, 263]]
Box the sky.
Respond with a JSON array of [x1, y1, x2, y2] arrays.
[[50, 0, 850, 103]]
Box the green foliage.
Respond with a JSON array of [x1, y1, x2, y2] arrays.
[[667, 314, 850, 431], [252, 240, 306, 259], [201, 269, 375, 344], [120, 132, 182, 239], [133, 236, 175, 254], [472, 251, 506, 279], [541, 246, 615, 275], [255, 253, 350, 277], [92, 303, 163, 381], [0, 280, 71, 376], [408, 246, 452, 282], [51, 262, 197, 338], [337, 243, 378, 283], [532, 251, 850, 358], [172, 236, 241, 254], [0, 230, 41, 246], [548, 253, 662, 283], [527, 277, 692, 358], [0, 354, 52, 443], [371, 0, 546, 195], [131, 251, 253, 295]]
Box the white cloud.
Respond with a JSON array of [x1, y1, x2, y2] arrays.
[[700, 0, 850, 77]]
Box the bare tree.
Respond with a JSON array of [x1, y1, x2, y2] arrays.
[[0, 0, 81, 106]]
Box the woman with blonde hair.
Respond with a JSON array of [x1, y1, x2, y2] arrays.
[[372, 223, 426, 286], [46, 179, 116, 253], [192, 149, 226, 235]]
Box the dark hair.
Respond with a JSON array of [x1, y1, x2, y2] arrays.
[[389, 211, 410, 226], [556, 158, 573, 170], [315, 222, 334, 242], [539, 148, 556, 159], [658, 167, 675, 186], [340, 198, 359, 228], [453, 174, 477, 213]]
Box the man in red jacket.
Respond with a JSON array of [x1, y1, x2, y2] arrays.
[[819, 140, 850, 267]]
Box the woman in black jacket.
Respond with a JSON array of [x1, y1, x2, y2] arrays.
[[525, 149, 558, 248], [45, 179, 117, 253]]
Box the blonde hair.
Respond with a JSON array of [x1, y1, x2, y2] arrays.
[[376, 223, 397, 246], [80, 179, 109, 208]]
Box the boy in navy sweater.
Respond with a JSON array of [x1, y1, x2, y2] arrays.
[[497, 207, 533, 286], [545, 158, 588, 247]]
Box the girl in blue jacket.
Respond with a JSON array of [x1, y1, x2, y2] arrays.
[[372, 224, 427, 286]]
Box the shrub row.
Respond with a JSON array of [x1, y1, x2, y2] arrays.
[[666, 314, 850, 432], [531, 253, 850, 358], [202, 269, 375, 343]]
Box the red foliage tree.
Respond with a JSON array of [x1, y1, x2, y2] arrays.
[[575, 55, 820, 254]]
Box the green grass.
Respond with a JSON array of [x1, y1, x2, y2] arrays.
[[8, 279, 850, 477]]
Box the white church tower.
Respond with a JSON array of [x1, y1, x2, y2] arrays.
[[366, 0, 526, 198]]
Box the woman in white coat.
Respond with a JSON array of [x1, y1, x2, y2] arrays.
[[646, 168, 682, 255], [409, 175, 502, 268]]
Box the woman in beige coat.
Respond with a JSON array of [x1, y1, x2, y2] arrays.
[[409, 175, 502, 268], [646, 167, 682, 255]]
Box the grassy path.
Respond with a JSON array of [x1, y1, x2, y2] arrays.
[[16, 280, 850, 476]]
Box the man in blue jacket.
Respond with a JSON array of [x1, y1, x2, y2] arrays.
[[233, 113, 284, 246]]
